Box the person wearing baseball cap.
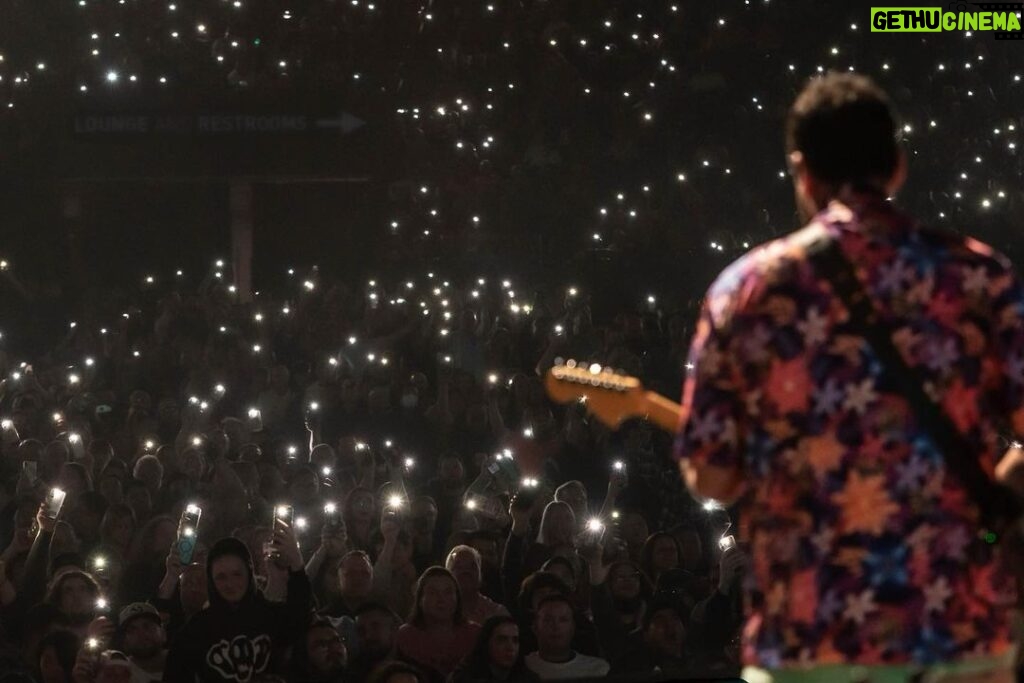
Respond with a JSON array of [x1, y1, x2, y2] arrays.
[[117, 602, 166, 683]]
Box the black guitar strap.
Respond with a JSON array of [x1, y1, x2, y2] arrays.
[[806, 233, 1021, 540]]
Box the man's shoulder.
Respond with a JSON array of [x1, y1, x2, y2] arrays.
[[704, 223, 828, 327]]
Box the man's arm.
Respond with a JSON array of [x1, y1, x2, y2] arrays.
[[674, 307, 748, 506]]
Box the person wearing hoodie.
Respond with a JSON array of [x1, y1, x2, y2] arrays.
[[162, 524, 312, 683]]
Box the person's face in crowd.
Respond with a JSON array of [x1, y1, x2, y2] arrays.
[[534, 601, 575, 656], [58, 576, 96, 618], [129, 391, 152, 415], [50, 522, 80, 556], [134, 459, 162, 491], [356, 610, 397, 657], [180, 564, 208, 613], [101, 511, 134, 549], [125, 486, 152, 524], [99, 476, 124, 505], [180, 449, 206, 482], [338, 554, 373, 599], [340, 378, 360, 406], [469, 537, 499, 569], [157, 399, 180, 429], [233, 462, 260, 498], [555, 484, 587, 524], [323, 520, 348, 557], [544, 562, 575, 593], [39, 645, 68, 683], [310, 445, 336, 471], [383, 674, 418, 683], [410, 498, 437, 538], [652, 536, 680, 575], [529, 587, 561, 614], [349, 491, 375, 524], [155, 445, 177, 475], [122, 618, 166, 659], [420, 575, 458, 625], [41, 443, 69, 483], [448, 550, 480, 597], [489, 622, 520, 670], [545, 506, 576, 547], [399, 384, 419, 411], [221, 419, 245, 454], [608, 564, 642, 601], [211, 555, 249, 605], [95, 661, 132, 683], [70, 501, 103, 544], [269, 366, 290, 393], [57, 463, 88, 499], [644, 607, 686, 657], [90, 442, 113, 475], [289, 470, 319, 504], [306, 625, 347, 675], [622, 513, 649, 551], [367, 387, 392, 415], [439, 457, 464, 488], [259, 465, 286, 501], [150, 519, 178, 559], [674, 529, 703, 572]]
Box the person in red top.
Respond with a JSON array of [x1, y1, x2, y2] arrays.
[[675, 72, 1024, 682], [395, 566, 480, 679]]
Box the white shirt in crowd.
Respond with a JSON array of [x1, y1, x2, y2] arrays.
[[525, 651, 610, 680]]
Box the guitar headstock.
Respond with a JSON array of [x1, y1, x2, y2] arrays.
[[545, 361, 645, 429]]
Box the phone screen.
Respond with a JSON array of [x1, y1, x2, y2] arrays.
[[178, 506, 202, 565], [274, 504, 294, 529], [44, 488, 67, 519]]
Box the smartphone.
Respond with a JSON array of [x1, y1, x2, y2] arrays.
[[246, 407, 263, 432], [67, 433, 85, 460], [177, 504, 202, 565], [719, 535, 737, 552], [323, 502, 341, 530], [44, 488, 67, 520], [584, 518, 606, 545], [1, 419, 19, 445], [274, 504, 294, 529], [21, 461, 37, 483]]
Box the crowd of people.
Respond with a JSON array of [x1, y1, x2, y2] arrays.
[[0, 263, 748, 683]]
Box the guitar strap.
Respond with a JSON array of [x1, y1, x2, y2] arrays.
[[805, 232, 1022, 542]]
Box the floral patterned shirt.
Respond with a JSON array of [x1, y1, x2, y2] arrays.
[[674, 190, 1024, 668]]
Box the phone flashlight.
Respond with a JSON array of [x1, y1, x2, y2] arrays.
[[387, 495, 403, 509], [719, 535, 737, 551], [587, 518, 604, 533]]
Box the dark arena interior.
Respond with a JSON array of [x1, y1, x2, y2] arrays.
[[0, 2, 1023, 683]]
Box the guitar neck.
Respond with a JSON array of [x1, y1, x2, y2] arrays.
[[640, 391, 683, 434]]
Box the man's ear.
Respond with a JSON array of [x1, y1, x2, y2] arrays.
[[886, 147, 908, 197], [788, 151, 812, 196]]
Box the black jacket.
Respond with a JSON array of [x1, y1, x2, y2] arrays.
[[163, 538, 313, 683]]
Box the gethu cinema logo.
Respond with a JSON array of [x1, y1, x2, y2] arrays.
[[871, 6, 1022, 31]]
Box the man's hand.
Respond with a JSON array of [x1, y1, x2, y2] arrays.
[[717, 546, 749, 596], [273, 523, 303, 572], [509, 493, 532, 536], [35, 502, 56, 534], [165, 543, 184, 577], [72, 646, 98, 683], [380, 512, 400, 544], [86, 616, 115, 643]]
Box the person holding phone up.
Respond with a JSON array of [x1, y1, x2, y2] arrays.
[[162, 521, 312, 683]]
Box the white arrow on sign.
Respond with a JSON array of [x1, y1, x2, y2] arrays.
[[314, 112, 365, 133]]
